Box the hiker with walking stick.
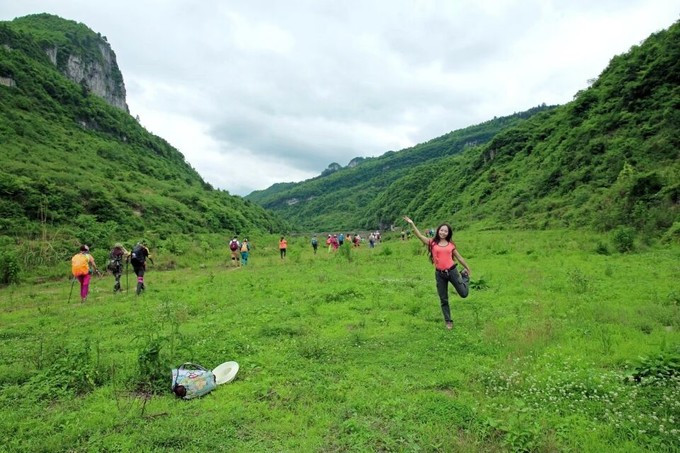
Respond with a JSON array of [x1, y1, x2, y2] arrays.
[[107, 243, 129, 293], [71, 245, 101, 303]]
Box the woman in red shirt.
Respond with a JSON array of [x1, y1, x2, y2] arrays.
[[279, 236, 288, 259], [403, 216, 471, 330]]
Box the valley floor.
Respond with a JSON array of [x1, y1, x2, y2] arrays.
[[1, 230, 678, 452]]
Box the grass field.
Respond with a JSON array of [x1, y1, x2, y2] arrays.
[[1, 230, 679, 452]]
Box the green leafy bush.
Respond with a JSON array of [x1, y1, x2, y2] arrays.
[[594, 241, 610, 255], [378, 246, 393, 256], [611, 226, 636, 253], [627, 348, 680, 383], [0, 251, 20, 284]]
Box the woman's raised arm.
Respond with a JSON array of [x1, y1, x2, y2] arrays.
[[403, 216, 429, 245]]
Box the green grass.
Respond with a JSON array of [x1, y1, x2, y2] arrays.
[[1, 230, 678, 451]]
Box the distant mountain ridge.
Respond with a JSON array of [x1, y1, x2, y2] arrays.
[[247, 105, 556, 230], [0, 14, 286, 254], [248, 21, 679, 236]]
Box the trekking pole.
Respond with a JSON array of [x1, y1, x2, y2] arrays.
[[125, 260, 129, 294], [68, 278, 75, 304]]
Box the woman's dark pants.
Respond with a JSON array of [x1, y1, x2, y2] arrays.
[[435, 266, 469, 323]]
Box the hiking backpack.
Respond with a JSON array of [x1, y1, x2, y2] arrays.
[[108, 246, 124, 272], [229, 240, 239, 251], [131, 244, 146, 264], [71, 254, 90, 277], [240, 242, 249, 252]]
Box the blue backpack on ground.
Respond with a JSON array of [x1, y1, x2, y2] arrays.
[[171, 363, 217, 399]]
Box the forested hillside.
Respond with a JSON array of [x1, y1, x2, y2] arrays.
[[247, 105, 554, 230], [403, 21, 680, 235], [0, 15, 286, 256], [249, 21, 679, 236]]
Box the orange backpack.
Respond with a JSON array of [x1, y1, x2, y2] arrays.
[[71, 254, 90, 277]]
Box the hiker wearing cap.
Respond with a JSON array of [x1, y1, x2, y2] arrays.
[[403, 216, 471, 330], [108, 243, 129, 293], [240, 239, 251, 266], [130, 242, 152, 295], [71, 245, 100, 303], [228, 236, 241, 267], [279, 236, 287, 259]]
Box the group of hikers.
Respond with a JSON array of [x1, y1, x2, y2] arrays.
[[69, 217, 471, 329], [228, 237, 252, 266], [310, 231, 382, 254], [70, 241, 152, 303]]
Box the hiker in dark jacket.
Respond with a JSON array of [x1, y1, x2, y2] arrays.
[[108, 243, 129, 293], [130, 242, 153, 295]]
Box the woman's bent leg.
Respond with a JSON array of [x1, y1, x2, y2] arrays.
[[450, 267, 469, 298]]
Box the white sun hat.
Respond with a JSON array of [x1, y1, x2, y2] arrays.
[[212, 361, 239, 385]]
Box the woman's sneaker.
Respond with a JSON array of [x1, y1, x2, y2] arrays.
[[446, 321, 454, 330]]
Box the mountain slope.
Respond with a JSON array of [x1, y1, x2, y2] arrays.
[[247, 105, 554, 230], [0, 14, 286, 247], [411, 22, 680, 234], [250, 21, 679, 235]]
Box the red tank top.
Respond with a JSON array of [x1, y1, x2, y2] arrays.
[[430, 240, 456, 271]]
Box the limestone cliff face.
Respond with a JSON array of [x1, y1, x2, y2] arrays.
[[47, 40, 129, 113]]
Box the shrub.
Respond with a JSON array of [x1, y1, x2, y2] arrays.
[[627, 348, 680, 383], [0, 251, 20, 285], [661, 221, 680, 244], [594, 241, 610, 255], [378, 246, 393, 256], [611, 226, 636, 253]]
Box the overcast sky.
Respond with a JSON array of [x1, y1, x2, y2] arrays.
[[2, 1, 678, 195]]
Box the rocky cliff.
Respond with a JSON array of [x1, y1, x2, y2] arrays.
[[50, 41, 128, 112], [9, 14, 129, 113]]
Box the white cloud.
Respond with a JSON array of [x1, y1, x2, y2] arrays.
[[1, 0, 678, 195]]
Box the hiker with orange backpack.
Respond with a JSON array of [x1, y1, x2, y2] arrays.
[[71, 245, 101, 303]]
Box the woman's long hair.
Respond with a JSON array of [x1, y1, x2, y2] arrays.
[[428, 223, 453, 263]]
